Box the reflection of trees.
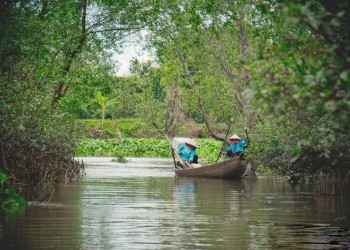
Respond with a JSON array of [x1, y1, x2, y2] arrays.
[[0, 182, 82, 249], [171, 176, 254, 249], [313, 195, 350, 230]]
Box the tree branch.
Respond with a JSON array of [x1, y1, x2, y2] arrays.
[[178, 51, 224, 141]]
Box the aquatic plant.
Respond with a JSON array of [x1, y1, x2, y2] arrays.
[[76, 138, 222, 163]]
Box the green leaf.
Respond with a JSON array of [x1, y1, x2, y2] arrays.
[[5, 188, 17, 195], [291, 146, 301, 155], [0, 172, 7, 185]]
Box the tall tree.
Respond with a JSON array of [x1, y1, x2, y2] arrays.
[[143, 0, 262, 139], [0, 0, 152, 196]]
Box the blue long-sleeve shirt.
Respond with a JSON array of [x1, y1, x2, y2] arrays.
[[177, 145, 196, 162], [228, 139, 248, 153]]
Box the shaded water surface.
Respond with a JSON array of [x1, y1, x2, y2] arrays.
[[1, 157, 349, 249]]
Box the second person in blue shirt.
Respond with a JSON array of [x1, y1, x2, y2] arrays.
[[226, 134, 249, 158]]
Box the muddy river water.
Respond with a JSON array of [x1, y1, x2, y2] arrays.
[[0, 157, 349, 249]]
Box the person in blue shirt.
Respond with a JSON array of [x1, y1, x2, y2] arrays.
[[177, 139, 198, 164], [226, 134, 249, 158]]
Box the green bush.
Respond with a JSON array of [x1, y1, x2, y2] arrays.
[[249, 115, 350, 182], [0, 102, 83, 198]]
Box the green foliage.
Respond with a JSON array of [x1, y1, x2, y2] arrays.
[[197, 139, 222, 163], [247, 1, 350, 185], [0, 0, 127, 198], [76, 138, 171, 157], [111, 155, 128, 163], [0, 173, 7, 185], [77, 119, 158, 138], [0, 172, 27, 213], [96, 91, 109, 124], [0, 95, 82, 195], [76, 138, 222, 162], [249, 114, 350, 182]]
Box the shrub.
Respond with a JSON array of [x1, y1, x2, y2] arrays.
[[0, 105, 83, 200]]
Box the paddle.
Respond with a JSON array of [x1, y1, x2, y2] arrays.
[[215, 119, 233, 163], [244, 127, 250, 147], [241, 127, 252, 177], [164, 134, 176, 166]]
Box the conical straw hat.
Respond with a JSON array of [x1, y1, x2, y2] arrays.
[[185, 138, 197, 148], [229, 134, 241, 140]]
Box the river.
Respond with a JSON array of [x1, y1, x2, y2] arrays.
[[0, 157, 349, 249]]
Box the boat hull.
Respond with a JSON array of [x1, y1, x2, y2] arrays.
[[174, 157, 245, 179]]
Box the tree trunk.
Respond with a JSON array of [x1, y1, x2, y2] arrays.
[[51, 0, 87, 109], [236, 17, 256, 128], [165, 75, 180, 137], [178, 52, 225, 141], [114, 119, 124, 146], [102, 105, 106, 124]]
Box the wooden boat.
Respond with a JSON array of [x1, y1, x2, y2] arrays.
[[171, 137, 247, 179]]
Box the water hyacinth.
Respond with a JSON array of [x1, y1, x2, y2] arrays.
[[76, 138, 222, 163]]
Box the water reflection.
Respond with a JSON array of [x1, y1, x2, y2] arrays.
[[171, 176, 350, 249], [0, 183, 83, 249], [0, 157, 349, 249]]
